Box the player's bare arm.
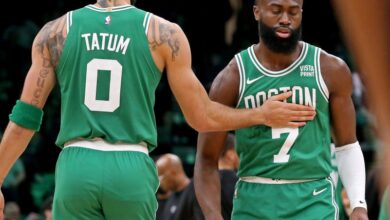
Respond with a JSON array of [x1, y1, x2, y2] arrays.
[[194, 59, 240, 220], [0, 15, 65, 219], [320, 51, 357, 145], [148, 18, 316, 132], [321, 51, 368, 220], [28, 15, 66, 107]]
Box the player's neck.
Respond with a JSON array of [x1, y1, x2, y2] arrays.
[[256, 41, 303, 71], [95, 0, 132, 8]]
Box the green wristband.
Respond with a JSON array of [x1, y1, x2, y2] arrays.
[[9, 100, 44, 131]]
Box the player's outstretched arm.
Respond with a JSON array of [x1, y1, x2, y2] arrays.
[[149, 16, 316, 132], [0, 16, 64, 218]]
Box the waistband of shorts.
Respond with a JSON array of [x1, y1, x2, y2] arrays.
[[240, 176, 318, 184], [64, 139, 148, 154]]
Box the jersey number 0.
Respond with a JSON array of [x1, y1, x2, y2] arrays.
[[84, 58, 122, 112]]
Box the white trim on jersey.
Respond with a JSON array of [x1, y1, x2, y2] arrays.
[[248, 42, 308, 77], [235, 54, 246, 108], [66, 11, 73, 34], [144, 13, 153, 35], [85, 4, 135, 12], [240, 176, 317, 184], [325, 177, 340, 220], [314, 48, 330, 101], [64, 139, 148, 154], [143, 12, 149, 28], [316, 48, 330, 99]]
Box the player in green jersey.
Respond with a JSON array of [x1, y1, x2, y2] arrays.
[[194, 0, 368, 219], [0, 0, 317, 219]]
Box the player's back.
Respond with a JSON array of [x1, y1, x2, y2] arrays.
[[55, 5, 161, 151]]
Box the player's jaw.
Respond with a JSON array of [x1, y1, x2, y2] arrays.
[[259, 20, 302, 54]]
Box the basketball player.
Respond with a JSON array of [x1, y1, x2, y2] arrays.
[[194, 0, 368, 219], [0, 0, 317, 219]]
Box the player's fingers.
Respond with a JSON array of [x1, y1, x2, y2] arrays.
[[290, 116, 315, 121], [269, 91, 292, 101], [285, 103, 315, 111], [289, 110, 316, 118], [286, 121, 306, 128]]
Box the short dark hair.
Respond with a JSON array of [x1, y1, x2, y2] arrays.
[[221, 133, 235, 157]]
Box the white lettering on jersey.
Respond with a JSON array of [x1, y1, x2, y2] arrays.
[[81, 33, 131, 55], [244, 86, 317, 109]]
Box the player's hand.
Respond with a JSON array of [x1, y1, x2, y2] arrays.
[[349, 207, 368, 220], [261, 92, 316, 127], [0, 190, 4, 220]]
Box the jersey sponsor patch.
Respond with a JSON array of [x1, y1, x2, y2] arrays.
[[300, 65, 315, 77]]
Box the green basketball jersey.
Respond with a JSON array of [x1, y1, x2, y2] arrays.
[[55, 5, 161, 151], [235, 42, 332, 179]]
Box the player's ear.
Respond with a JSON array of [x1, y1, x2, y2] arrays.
[[253, 5, 261, 21]]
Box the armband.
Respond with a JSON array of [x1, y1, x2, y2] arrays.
[[9, 100, 43, 131], [335, 142, 367, 210]]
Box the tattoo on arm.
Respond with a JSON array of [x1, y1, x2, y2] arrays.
[[149, 20, 180, 61], [31, 16, 66, 105]]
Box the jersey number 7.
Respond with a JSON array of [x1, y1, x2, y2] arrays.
[[272, 127, 299, 163]]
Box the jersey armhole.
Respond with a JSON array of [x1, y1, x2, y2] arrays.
[[66, 11, 73, 34], [314, 48, 330, 101], [235, 54, 246, 108], [143, 12, 153, 35]]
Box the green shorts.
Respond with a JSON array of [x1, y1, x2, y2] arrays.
[[53, 147, 159, 220], [232, 177, 339, 220]]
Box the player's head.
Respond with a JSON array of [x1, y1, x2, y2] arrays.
[[253, 0, 303, 54], [219, 133, 239, 170], [156, 154, 187, 192]]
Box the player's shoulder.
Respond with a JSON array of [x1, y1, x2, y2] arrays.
[[318, 49, 350, 75], [318, 48, 352, 93], [213, 58, 239, 84], [150, 14, 182, 32], [225, 57, 240, 74], [33, 13, 67, 67], [35, 14, 67, 44]]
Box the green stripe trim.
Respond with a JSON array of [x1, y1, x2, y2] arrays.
[[248, 42, 308, 77]]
